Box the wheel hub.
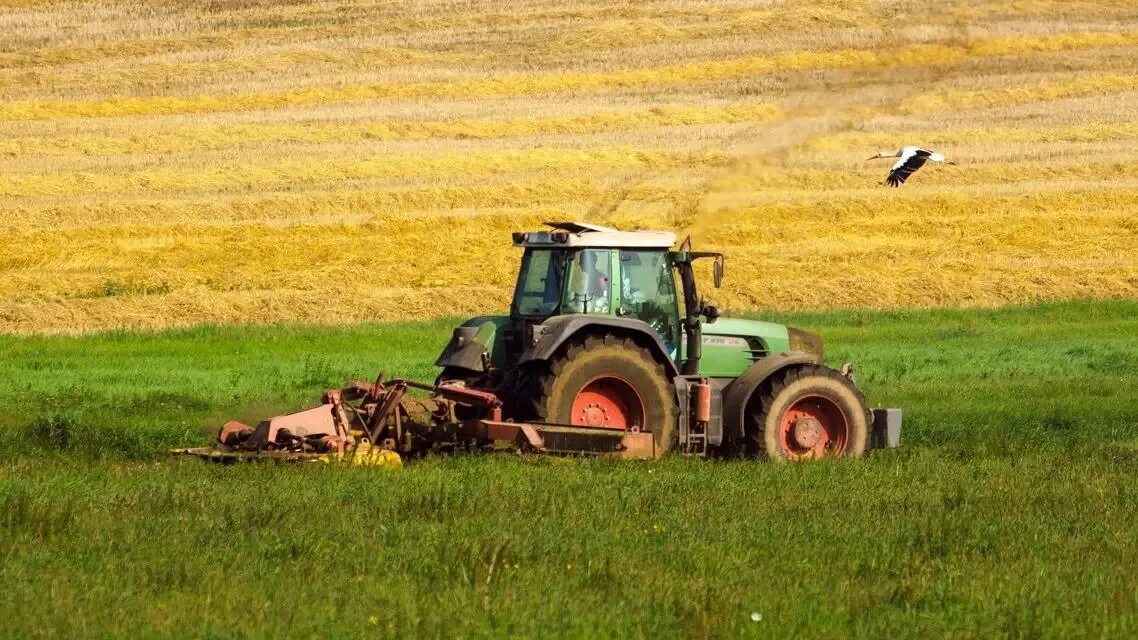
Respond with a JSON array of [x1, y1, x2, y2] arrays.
[[580, 403, 609, 427], [791, 416, 823, 449], [777, 393, 851, 459]]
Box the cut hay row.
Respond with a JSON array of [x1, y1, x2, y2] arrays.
[[0, 148, 729, 198], [466, 5, 872, 53], [952, 0, 1138, 21], [702, 202, 1138, 249], [0, 3, 773, 71], [695, 186, 1138, 222], [966, 30, 1138, 57], [901, 74, 1138, 114], [0, 284, 514, 336], [696, 159, 1138, 193], [0, 104, 781, 157], [4, 31, 1135, 121], [0, 180, 604, 229], [0, 46, 457, 98], [801, 122, 1138, 152]]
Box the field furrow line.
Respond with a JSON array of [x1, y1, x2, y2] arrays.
[[0, 179, 607, 229], [0, 104, 781, 157], [901, 74, 1138, 114], [0, 148, 729, 198], [800, 122, 1138, 151], [4, 32, 1135, 120]]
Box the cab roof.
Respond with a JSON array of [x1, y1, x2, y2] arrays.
[[513, 221, 677, 249]]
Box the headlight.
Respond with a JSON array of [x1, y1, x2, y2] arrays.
[[787, 327, 824, 361]]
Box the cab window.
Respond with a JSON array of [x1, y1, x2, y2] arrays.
[[512, 249, 564, 316], [563, 249, 611, 314], [619, 250, 679, 347]]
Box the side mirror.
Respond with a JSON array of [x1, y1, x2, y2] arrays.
[[713, 255, 724, 288], [703, 304, 720, 323]]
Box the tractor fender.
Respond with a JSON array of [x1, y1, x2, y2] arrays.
[[435, 316, 511, 373], [721, 352, 822, 441], [435, 325, 487, 371], [520, 315, 680, 378]]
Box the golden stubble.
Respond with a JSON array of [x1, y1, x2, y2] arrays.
[[2, 0, 1138, 333]]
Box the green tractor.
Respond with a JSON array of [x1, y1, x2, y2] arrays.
[[182, 222, 900, 463], [436, 221, 899, 460]]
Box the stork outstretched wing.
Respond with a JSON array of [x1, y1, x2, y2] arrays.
[[884, 149, 931, 187]]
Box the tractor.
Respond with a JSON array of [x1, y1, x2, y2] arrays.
[[178, 222, 900, 463]]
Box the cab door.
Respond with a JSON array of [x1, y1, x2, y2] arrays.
[[616, 250, 681, 355], [563, 248, 614, 314]]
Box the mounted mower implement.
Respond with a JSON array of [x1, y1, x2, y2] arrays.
[[176, 222, 901, 463]]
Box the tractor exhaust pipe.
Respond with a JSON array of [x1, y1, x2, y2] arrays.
[[682, 316, 701, 375]]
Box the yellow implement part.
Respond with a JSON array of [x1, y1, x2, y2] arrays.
[[322, 441, 403, 468]]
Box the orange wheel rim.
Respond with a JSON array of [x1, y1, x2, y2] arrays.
[[777, 394, 849, 459], [570, 375, 646, 430]]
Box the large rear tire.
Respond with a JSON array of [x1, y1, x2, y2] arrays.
[[747, 365, 869, 461], [532, 335, 676, 458]]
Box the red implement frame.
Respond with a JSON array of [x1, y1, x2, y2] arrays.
[[177, 374, 656, 462], [477, 420, 655, 459]]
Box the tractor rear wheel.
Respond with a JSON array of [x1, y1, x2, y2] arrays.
[[532, 335, 675, 458], [748, 365, 869, 460]]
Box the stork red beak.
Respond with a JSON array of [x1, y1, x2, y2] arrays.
[[865, 155, 879, 161]]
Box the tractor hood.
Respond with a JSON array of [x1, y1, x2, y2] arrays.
[[704, 318, 791, 348], [698, 318, 822, 378]]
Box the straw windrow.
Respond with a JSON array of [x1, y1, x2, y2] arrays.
[[2, 0, 1137, 333]]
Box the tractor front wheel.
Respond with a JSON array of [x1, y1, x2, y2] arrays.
[[533, 335, 675, 458], [748, 365, 869, 460]]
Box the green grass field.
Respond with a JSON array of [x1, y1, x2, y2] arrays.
[[3, 301, 1138, 637]]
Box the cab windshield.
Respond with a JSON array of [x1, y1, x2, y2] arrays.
[[512, 249, 565, 316], [513, 248, 615, 316]]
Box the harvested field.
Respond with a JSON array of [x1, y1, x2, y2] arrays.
[[2, 0, 1137, 333]]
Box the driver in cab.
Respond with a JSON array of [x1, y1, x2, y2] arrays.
[[576, 250, 609, 313]]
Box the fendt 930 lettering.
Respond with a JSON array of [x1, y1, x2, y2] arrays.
[[177, 222, 901, 464]]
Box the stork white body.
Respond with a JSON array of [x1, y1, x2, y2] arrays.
[[867, 146, 954, 186]]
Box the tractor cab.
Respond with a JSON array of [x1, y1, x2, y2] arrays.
[[509, 222, 721, 363], [441, 221, 804, 386]]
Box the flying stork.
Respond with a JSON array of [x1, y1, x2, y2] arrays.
[[866, 146, 954, 187]]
